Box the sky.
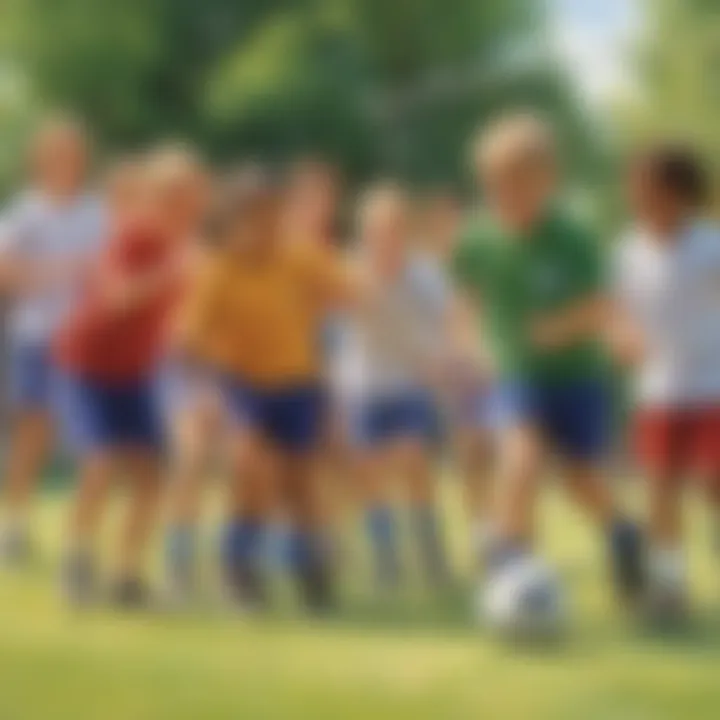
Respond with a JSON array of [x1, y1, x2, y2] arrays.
[[549, 0, 643, 104]]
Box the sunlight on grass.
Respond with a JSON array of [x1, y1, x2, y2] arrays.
[[0, 485, 718, 719]]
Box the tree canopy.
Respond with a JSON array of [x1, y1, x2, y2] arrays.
[[1, 0, 594, 185]]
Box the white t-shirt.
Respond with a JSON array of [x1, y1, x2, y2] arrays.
[[614, 220, 720, 407], [0, 190, 107, 345], [333, 252, 452, 399]]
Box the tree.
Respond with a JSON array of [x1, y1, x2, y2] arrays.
[[3, 0, 595, 185], [621, 0, 720, 184]]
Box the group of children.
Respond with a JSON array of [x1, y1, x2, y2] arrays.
[[0, 111, 718, 623]]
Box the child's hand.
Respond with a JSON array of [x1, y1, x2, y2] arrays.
[[605, 318, 646, 366], [529, 316, 568, 350]]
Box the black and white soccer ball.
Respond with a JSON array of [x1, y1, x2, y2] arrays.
[[480, 557, 566, 641]]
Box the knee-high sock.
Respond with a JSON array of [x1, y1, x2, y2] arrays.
[[411, 504, 447, 583], [365, 505, 400, 587]]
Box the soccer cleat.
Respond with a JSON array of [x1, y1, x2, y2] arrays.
[[609, 519, 646, 606], [223, 563, 268, 613], [60, 550, 98, 608], [0, 525, 33, 568], [295, 559, 335, 615], [109, 577, 153, 610], [163, 527, 197, 607]]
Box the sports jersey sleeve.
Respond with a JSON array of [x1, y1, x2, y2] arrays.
[[610, 237, 634, 309], [297, 244, 353, 305], [572, 227, 607, 296], [450, 227, 485, 293], [175, 256, 224, 355], [0, 198, 33, 257]]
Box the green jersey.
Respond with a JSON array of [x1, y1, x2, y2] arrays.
[[452, 208, 606, 382]]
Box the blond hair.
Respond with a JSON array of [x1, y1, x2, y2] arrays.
[[474, 112, 556, 175], [356, 181, 410, 227], [143, 142, 205, 186]]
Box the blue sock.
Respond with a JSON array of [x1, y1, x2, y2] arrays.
[[609, 517, 641, 556], [165, 525, 196, 587], [365, 506, 399, 587], [286, 528, 326, 572], [411, 505, 447, 583], [608, 517, 643, 594], [222, 519, 265, 575], [265, 523, 292, 570]]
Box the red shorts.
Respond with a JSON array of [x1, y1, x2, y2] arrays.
[[633, 405, 720, 478]]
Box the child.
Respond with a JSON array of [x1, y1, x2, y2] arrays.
[[612, 146, 719, 619], [452, 113, 644, 605], [54, 149, 193, 607], [281, 159, 348, 569], [282, 158, 341, 248], [336, 183, 451, 590], [418, 190, 495, 565], [179, 169, 353, 613], [0, 115, 106, 563]]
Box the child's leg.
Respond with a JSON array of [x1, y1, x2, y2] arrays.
[[563, 460, 645, 602], [63, 451, 115, 605], [358, 446, 400, 590], [115, 450, 164, 596], [400, 437, 448, 585], [164, 405, 218, 596], [223, 428, 276, 607], [551, 382, 644, 603], [489, 423, 544, 567], [454, 427, 493, 563], [280, 449, 334, 610], [271, 386, 334, 611], [1, 411, 52, 559], [1, 344, 55, 556], [68, 452, 115, 548]]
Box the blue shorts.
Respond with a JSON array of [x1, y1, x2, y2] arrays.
[[450, 384, 497, 431], [55, 371, 164, 455], [491, 379, 609, 461], [223, 380, 325, 453], [7, 342, 56, 412], [351, 389, 443, 448]]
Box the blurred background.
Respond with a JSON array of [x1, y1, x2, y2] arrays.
[[0, 0, 715, 202], [0, 2, 718, 719]]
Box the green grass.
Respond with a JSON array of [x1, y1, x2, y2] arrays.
[[1, 486, 719, 719]]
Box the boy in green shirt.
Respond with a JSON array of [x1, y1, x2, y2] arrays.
[[453, 113, 643, 604]]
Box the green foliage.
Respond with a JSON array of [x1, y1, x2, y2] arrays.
[[621, 0, 719, 198], [2, 0, 595, 185]]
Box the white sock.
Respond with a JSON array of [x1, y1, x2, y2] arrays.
[[649, 546, 686, 596]]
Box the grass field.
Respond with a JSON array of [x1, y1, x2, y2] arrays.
[[1, 485, 720, 719]]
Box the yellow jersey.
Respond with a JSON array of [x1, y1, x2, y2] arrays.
[[179, 242, 347, 387]]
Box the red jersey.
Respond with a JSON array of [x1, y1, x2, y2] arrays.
[[55, 223, 180, 381]]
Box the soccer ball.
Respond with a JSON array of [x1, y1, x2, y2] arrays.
[[480, 557, 566, 642]]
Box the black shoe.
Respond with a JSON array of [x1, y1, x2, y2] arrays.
[[224, 562, 267, 613], [296, 559, 335, 615], [61, 550, 98, 608], [610, 520, 646, 605], [0, 526, 33, 568], [110, 577, 152, 610]]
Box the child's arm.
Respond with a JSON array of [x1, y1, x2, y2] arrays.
[[530, 293, 611, 350], [100, 257, 181, 314], [170, 255, 223, 358], [530, 228, 609, 350], [299, 244, 368, 309], [604, 300, 646, 367], [449, 292, 494, 380], [0, 222, 83, 296], [97, 230, 184, 314]]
